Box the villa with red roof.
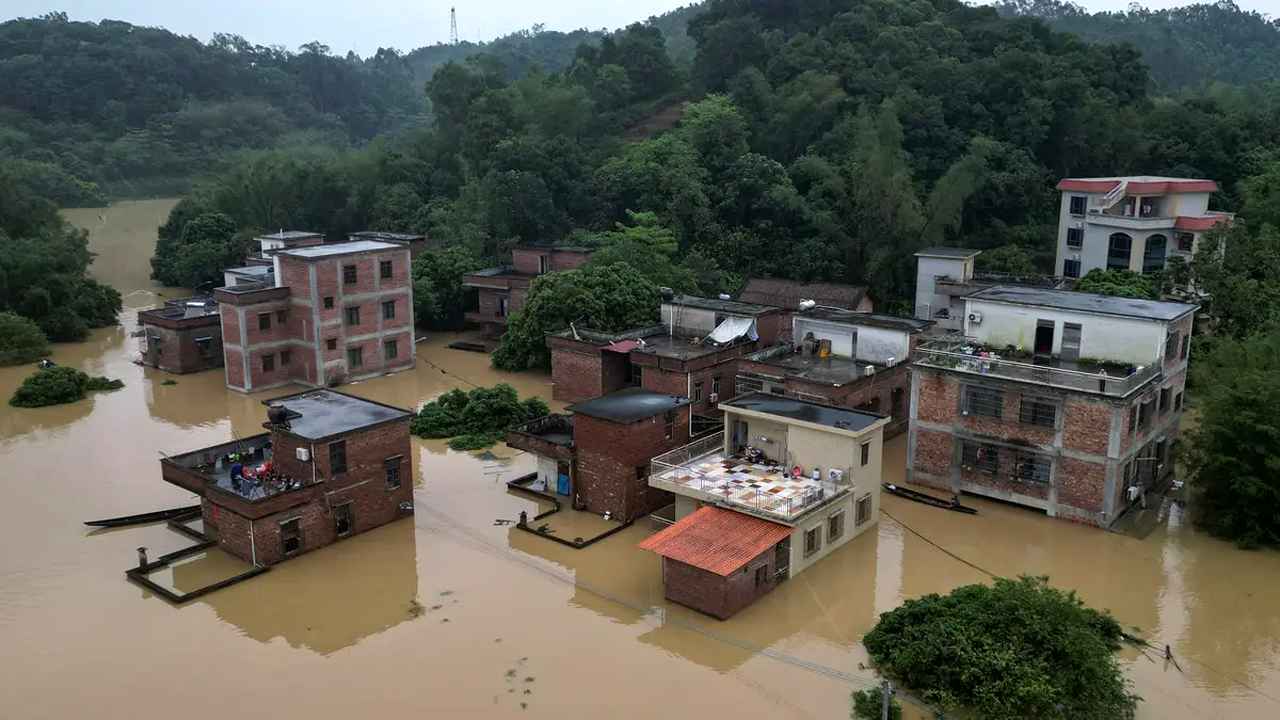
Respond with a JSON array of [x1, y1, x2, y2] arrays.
[[1054, 176, 1231, 282]]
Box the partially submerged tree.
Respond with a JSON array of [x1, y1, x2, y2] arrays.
[[410, 384, 549, 450], [1184, 328, 1280, 548], [10, 365, 123, 408], [0, 312, 50, 366], [410, 246, 484, 330], [863, 575, 1137, 720], [492, 262, 659, 371]]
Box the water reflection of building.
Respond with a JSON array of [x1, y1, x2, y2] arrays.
[[176, 520, 420, 655]]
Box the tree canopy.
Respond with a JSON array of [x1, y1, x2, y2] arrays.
[[0, 311, 50, 366], [410, 384, 549, 450], [1073, 268, 1159, 299], [864, 575, 1137, 720], [10, 365, 123, 408]]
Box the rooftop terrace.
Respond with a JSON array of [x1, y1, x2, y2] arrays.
[[567, 388, 690, 424], [913, 336, 1161, 397], [267, 390, 412, 440], [969, 286, 1197, 322], [277, 240, 402, 259], [744, 345, 873, 387], [722, 393, 884, 433], [162, 434, 317, 503]]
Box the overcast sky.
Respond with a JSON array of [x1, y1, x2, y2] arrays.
[[3, 1, 1275, 56]]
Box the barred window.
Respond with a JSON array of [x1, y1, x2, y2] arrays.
[[961, 441, 999, 474], [1018, 398, 1056, 428], [964, 386, 1004, 418], [1011, 451, 1051, 484]]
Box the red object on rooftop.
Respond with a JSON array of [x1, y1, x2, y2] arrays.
[[638, 506, 792, 576], [1174, 215, 1231, 231], [1057, 178, 1219, 194], [604, 339, 641, 353]]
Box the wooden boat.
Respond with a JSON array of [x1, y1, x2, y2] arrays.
[[84, 505, 201, 528], [882, 483, 978, 514]]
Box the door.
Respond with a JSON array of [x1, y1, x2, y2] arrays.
[[556, 461, 571, 496], [1034, 320, 1055, 356], [774, 537, 791, 583], [1061, 323, 1082, 362], [334, 503, 353, 537], [732, 420, 749, 453]]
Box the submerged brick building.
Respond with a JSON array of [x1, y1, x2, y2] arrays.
[[160, 390, 414, 566], [462, 245, 594, 337], [214, 239, 415, 392], [908, 284, 1197, 526], [136, 297, 223, 374]]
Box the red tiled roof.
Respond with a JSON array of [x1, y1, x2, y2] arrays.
[[1057, 179, 1121, 193], [638, 506, 792, 576], [1174, 214, 1232, 231], [1057, 178, 1219, 194]]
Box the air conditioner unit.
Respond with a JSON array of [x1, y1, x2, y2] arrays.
[[296, 447, 311, 462], [708, 392, 719, 404], [863, 365, 876, 377], [969, 311, 983, 324]]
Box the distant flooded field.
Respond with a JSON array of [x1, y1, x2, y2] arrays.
[[0, 203, 1275, 719]]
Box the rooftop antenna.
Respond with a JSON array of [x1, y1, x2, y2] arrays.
[[450, 7, 458, 45]]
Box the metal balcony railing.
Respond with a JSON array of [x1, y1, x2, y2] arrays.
[[914, 337, 1161, 397]]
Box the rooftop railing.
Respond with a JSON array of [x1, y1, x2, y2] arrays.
[[914, 336, 1161, 397]]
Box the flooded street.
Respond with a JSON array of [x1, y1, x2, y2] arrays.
[[1, 199, 1278, 719]]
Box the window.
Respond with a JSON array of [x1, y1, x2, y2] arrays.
[[326, 338, 338, 351], [345, 307, 361, 326], [692, 381, 703, 403], [1180, 334, 1190, 360], [384, 339, 398, 360], [385, 457, 402, 490], [1130, 406, 1139, 433], [855, 494, 873, 526], [1069, 195, 1087, 215], [334, 503, 353, 537], [754, 564, 769, 588], [804, 526, 821, 558], [382, 300, 396, 320], [280, 350, 291, 366], [1066, 227, 1083, 248], [347, 346, 364, 368], [497, 297, 509, 317], [329, 440, 347, 474], [1143, 235, 1167, 274], [281, 518, 301, 555], [860, 441, 871, 466], [380, 260, 393, 279], [1108, 233, 1133, 270], [1138, 401, 1153, 431], [1159, 387, 1171, 414], [1176, 232, 1195, 253], [1165, 331, 1179, 361], [962, 441, 999, 474], [538, 255, 549, 275], [828, 511, 845, 542], [1011, 451, 1051, 484], [258, 313, 271, 331], [275, 310, 287, 324], [1174, 391, 1184, 411], [343, 264, 357, 284], [963, 386, 1003, 418], [663, 410, 674, 440], [1019, 398, 1057, 428], [194, 336, 214, 356], [627, 363, 642, 386], [323, 296, 334, 309], [262, 354, 275, 372], [711, 376, 721, 397], [1063, 259, 1081, 279]]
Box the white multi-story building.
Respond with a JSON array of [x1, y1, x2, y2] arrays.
[[1054, 176, 1231, 279]]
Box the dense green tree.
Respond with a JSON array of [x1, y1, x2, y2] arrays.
[[864, 575, 1137, 720], [0, 312, 50, 366], [492, 263, 659, 371], [9, 365, 123, 408], [977, 244, 1038, 276], [584, 211, 698, 292], [1073, 268, 1159, 299], [410, 246, 485, 329], [151, 212, 245, 289], [1184, 328, 1280, 548], [1191, 221, 1280, 339], [409, 384, 550, 450]]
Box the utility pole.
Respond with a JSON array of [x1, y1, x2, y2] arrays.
[[880, 680, 894, 720], [449, 7, 458, 45]]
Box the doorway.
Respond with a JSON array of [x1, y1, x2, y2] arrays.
[[732, 419, 749, 454], [774, 537, 791, 583], [1034, 320, 1055, 356], [1061, 322, 1082, 362], [334, 503, 353, 537], [556, 461, 571, 496]]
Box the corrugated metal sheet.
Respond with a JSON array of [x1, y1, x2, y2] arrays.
[[638, 506, 791, 576]]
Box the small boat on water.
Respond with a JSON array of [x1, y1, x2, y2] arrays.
[[84, 505, 201, 528], [882, 483, 978, 515]]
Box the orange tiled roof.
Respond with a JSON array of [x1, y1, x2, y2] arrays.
[[638, 506, 792, 576], [1174, 214, 1232, 231]]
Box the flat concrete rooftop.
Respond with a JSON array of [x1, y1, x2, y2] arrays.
[[633, 333, 745, 360], [722, 393, 883, 433], [970, 285, 1197, 321], [567, 387, 690, 424], [267, 390, 412, 440], [277, 240, 402, 259], [750, 349, 872, 387]]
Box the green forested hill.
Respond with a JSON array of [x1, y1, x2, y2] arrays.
[[995, 1, 1280, 91]]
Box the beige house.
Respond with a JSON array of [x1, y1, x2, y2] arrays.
[[645, 393, 888, 612]]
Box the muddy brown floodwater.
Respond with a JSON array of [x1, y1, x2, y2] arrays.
[[1, 199, 1278, 719]]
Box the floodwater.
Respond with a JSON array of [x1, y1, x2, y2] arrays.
[[1, 199, 1278, 719]]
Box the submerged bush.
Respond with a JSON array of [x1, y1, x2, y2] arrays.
[[851, 687, 901, 720], [863, 575, 1137, 720], [10, 365, 124, 408], [410, 384, 549, 450], [0, 312, 50, 366]]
